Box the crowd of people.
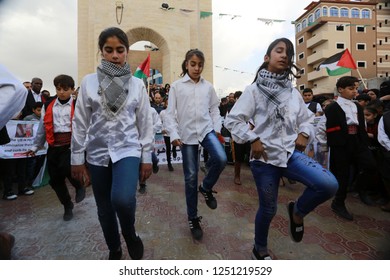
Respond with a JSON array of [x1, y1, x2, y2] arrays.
[[1, 27, 390, 260]]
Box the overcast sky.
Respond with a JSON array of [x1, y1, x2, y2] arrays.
[[0, 0, 310, 97]]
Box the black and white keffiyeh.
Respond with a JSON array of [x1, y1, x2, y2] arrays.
[[97, 59, 132, 118], [255, 69, 293, 120]]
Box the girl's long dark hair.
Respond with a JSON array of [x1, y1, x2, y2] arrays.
[[252, 38, 301, 83], [180, 49, 205, 77]]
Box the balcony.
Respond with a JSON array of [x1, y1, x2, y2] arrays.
[[306, 33, 328, 49], [307, 67, 328, 82], [307, 49, 333, 65]]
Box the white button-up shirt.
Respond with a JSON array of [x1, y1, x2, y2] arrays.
[[224, 83, 313, 168], [32, 98, 73, 151], [378, 116, 390, 151], [336, 96, 359, 125], [315, 97, 359, 146], [164, 74, 221, 145], [71, 74, 153, 166]]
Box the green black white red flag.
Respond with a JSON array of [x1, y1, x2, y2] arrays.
[[134, 54, 150, 79], [318, 49, 357, 76]]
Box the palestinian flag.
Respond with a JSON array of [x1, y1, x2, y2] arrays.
[[318, 49, 357, 76], [134, 54, 150, 79]]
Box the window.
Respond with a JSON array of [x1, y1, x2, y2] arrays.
[[336, 43, 345, 49], [386, 19, 388, 25], [301, 68, 305, 75], [357, 61, 366, 68], [315, 9, 321, 20], [336, 25, 344, 31], [351, 8, 360, 18], [386, 55, 388, 60], [302, 19, 307, 29], [357, 43, 365, 50], [308, 14, 314, 25], [330, 7, 339, 17], [298, 37, 304, 44], [357, 26, 365, 32], [322, 7, 328, 17], [299, 52, 305, 60], [297, 23, 302, 33], [340, 8, 349, 18], [299, 85, 305, 91], [362, 9, 370, 19]]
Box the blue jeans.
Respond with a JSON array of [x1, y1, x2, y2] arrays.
[[181, 131, 227, 219], [88, 157, 140, 251], [250, 150, 338, 252], [152, 152, 158, 165]]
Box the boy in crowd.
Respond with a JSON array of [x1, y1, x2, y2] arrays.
[[23, 102, 42, 121], [302, 88, 323, 116], [26, 75, 86, 221], [316, 76, 376, 221]]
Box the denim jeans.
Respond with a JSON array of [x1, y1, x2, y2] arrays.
[[250, 150, 338, 252], [152, 152, 158, 165], [88, 157, 140, 251], [181, 131, 227, 219]]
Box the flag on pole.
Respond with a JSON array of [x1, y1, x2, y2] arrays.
[[134, 54, 150, 79], [318, 49, 357, 76]]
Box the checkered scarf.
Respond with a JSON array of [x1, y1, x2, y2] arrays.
[[97, 59, 132, 118], [255, 69, 293, 120]]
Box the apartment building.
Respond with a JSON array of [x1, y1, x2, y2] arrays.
[[294, 0, 390, 95]]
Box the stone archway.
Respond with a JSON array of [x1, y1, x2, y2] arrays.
[[77, 0, 213, 85], [126, 27, 170, 83]]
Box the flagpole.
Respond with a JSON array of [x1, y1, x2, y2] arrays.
[[356, 68, 367, 89]]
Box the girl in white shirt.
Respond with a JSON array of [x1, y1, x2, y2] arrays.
[[71, 27, 153, 260], [164, 49, 227, 240], [224, 38, 338, 260]]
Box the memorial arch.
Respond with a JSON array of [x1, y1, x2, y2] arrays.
[[77, 0, 213, 85]]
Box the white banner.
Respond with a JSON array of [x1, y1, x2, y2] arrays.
[[0, 120, 47, 159]]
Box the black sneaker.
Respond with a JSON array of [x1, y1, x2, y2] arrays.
[[188, 216, 203, 240], [139, 184, 146, 194], [19, 187, 34, 195], [75, 187, 86, 203], [108, 247, 122, 260], [287, 201, 304, 242], [331, 201, 353, 221], [63, 203, 74, 221], [251, 246, 272, 260], [125, 235, 144, 260], [2, 192, 17, 200], [199, 185, 217, 209]]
